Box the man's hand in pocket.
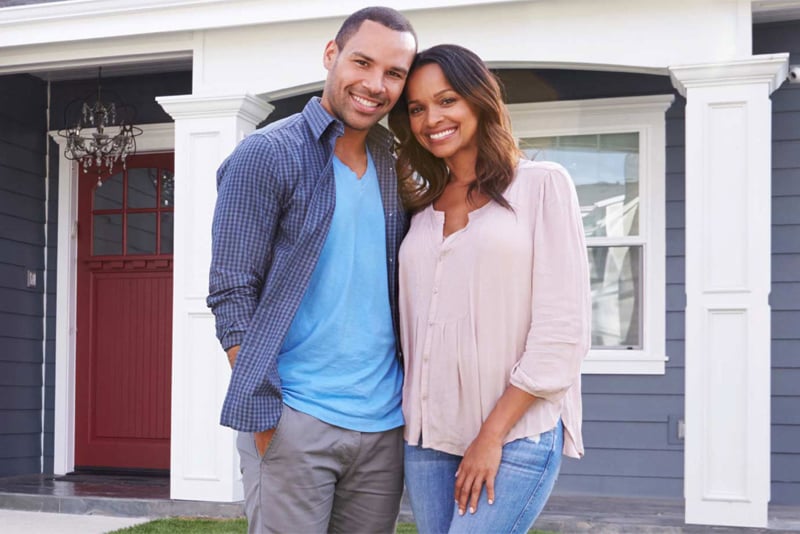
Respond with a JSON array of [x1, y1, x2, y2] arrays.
[[255, 428, 276, 457]]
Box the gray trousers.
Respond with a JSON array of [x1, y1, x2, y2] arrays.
[[237, 404, 404, 534]]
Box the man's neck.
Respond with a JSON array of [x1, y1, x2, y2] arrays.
[[334, 126, 370, 178]]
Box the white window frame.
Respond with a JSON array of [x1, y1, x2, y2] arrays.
[[509, 94, 674, 374]]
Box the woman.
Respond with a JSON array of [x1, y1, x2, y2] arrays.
[[389, 44, 591, 533]]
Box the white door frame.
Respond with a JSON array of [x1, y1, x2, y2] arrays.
[[49, 123, 175, 474]]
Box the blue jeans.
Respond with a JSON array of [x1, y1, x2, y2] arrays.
[[404, 422, 563, 534]]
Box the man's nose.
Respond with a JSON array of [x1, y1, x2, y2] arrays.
[[362, 70, 385, 95]]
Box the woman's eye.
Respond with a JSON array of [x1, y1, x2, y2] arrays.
[[442, 97, 456, 105], [408, 107, 423, 115]]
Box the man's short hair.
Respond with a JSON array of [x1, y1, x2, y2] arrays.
[[334, 6, 417, 50]]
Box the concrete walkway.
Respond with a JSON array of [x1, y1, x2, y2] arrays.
[[0, 509, 149, 534]]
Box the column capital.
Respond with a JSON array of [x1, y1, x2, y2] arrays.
[[156, 93, 273, 125], [669, 53, 789, 97]]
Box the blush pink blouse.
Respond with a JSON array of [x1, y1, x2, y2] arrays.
[[399, 159, 591, 459]]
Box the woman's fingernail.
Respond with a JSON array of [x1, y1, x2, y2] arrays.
[[458, 508, 465, 516], [469, 507, 475, 514], [488, 499, 494, 505]]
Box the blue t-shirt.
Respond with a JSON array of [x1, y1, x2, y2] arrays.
[[277, 150, 403, 432]]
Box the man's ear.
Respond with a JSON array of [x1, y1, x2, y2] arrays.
[[323, 40, 338, 71]]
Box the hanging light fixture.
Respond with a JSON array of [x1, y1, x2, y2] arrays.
[[58, 67, 142, 184]]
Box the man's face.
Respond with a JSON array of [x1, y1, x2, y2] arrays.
[[321, 20, 416, 132]]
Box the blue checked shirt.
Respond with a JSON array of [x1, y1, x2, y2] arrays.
[[208, 97, 408, 431]]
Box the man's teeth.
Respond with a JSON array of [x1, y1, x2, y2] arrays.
[[430, 128, 455, 140], [353, 95, 378, 108]]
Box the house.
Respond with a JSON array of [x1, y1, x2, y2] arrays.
[[0, 0, 798, 529]]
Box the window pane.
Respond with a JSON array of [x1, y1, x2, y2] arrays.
[[127, 168, 158, 209], [94, 172, 123, 209], [161, 170, 174, 207], [160, 212, 174, 254], [520, 133, 639, 237], [127, 213, 157, 255], [588, 245, 642, 349], [93, 214, 122, 255]]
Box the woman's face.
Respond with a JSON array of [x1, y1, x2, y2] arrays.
[[405, 63, 479, 163]]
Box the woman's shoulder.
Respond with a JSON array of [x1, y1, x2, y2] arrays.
[[509, 158, 574, 194], [516, 158, 570, 179]]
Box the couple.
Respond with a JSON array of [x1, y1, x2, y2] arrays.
[[208, 6, 591, 534]]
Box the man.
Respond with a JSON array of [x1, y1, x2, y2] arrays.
[[207, 7, 417, 533]]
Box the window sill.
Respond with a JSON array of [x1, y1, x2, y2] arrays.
[[582, 349, 668, 375]]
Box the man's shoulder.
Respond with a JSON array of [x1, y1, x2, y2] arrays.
[[250, 113, 312, 148]]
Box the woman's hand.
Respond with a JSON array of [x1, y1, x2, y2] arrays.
[[454, 431, 503, 516], [453, 385, 538, 516]]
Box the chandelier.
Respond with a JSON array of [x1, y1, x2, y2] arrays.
[[58, 67, 142, 182]]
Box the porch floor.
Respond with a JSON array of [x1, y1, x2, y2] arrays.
[[0, 473, 798, 533]]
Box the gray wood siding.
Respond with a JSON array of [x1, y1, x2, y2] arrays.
[[755, 20, 800, 506], [0, 73, 47, 477]]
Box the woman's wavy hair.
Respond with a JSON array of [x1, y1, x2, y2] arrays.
[[389, 44, 521, 212]]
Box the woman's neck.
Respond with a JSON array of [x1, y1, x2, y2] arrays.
[[445, 151, 478, 186]]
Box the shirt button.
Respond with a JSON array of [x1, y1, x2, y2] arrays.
[[433, 287, 438, 294]]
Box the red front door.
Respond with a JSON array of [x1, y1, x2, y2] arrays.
[[75, 153, 174, 471]]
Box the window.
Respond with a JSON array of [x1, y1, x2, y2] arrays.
[[92, 161, 175, 257], [509, 95, 674, 374]]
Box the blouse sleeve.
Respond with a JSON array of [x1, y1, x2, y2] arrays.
[[509, 164, 592, 403]]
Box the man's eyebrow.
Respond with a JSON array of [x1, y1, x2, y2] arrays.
[[351, 51, 409, 76]]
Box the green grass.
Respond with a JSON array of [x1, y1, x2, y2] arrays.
[[112, 518, 247, 533], [112, 518, 554, 533]]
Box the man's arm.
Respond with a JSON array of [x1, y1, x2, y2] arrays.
[[208, 134, 284, 353]]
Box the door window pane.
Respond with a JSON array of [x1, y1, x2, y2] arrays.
[[94, 172, 123, 209], [520, 133, 639, 237], [588, 245, 642, 349], [161, 170, 174, 207], [93, 214, 122, 255], [127, 213, 157, 255], [127, 168, 158, 209], [160, 213, 174, 254]]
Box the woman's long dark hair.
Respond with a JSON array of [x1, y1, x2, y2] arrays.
[[389, 44, 521, 212]]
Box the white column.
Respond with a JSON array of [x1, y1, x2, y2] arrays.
[[156, 94, 273, 502], [670, 54, 788, 528]]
